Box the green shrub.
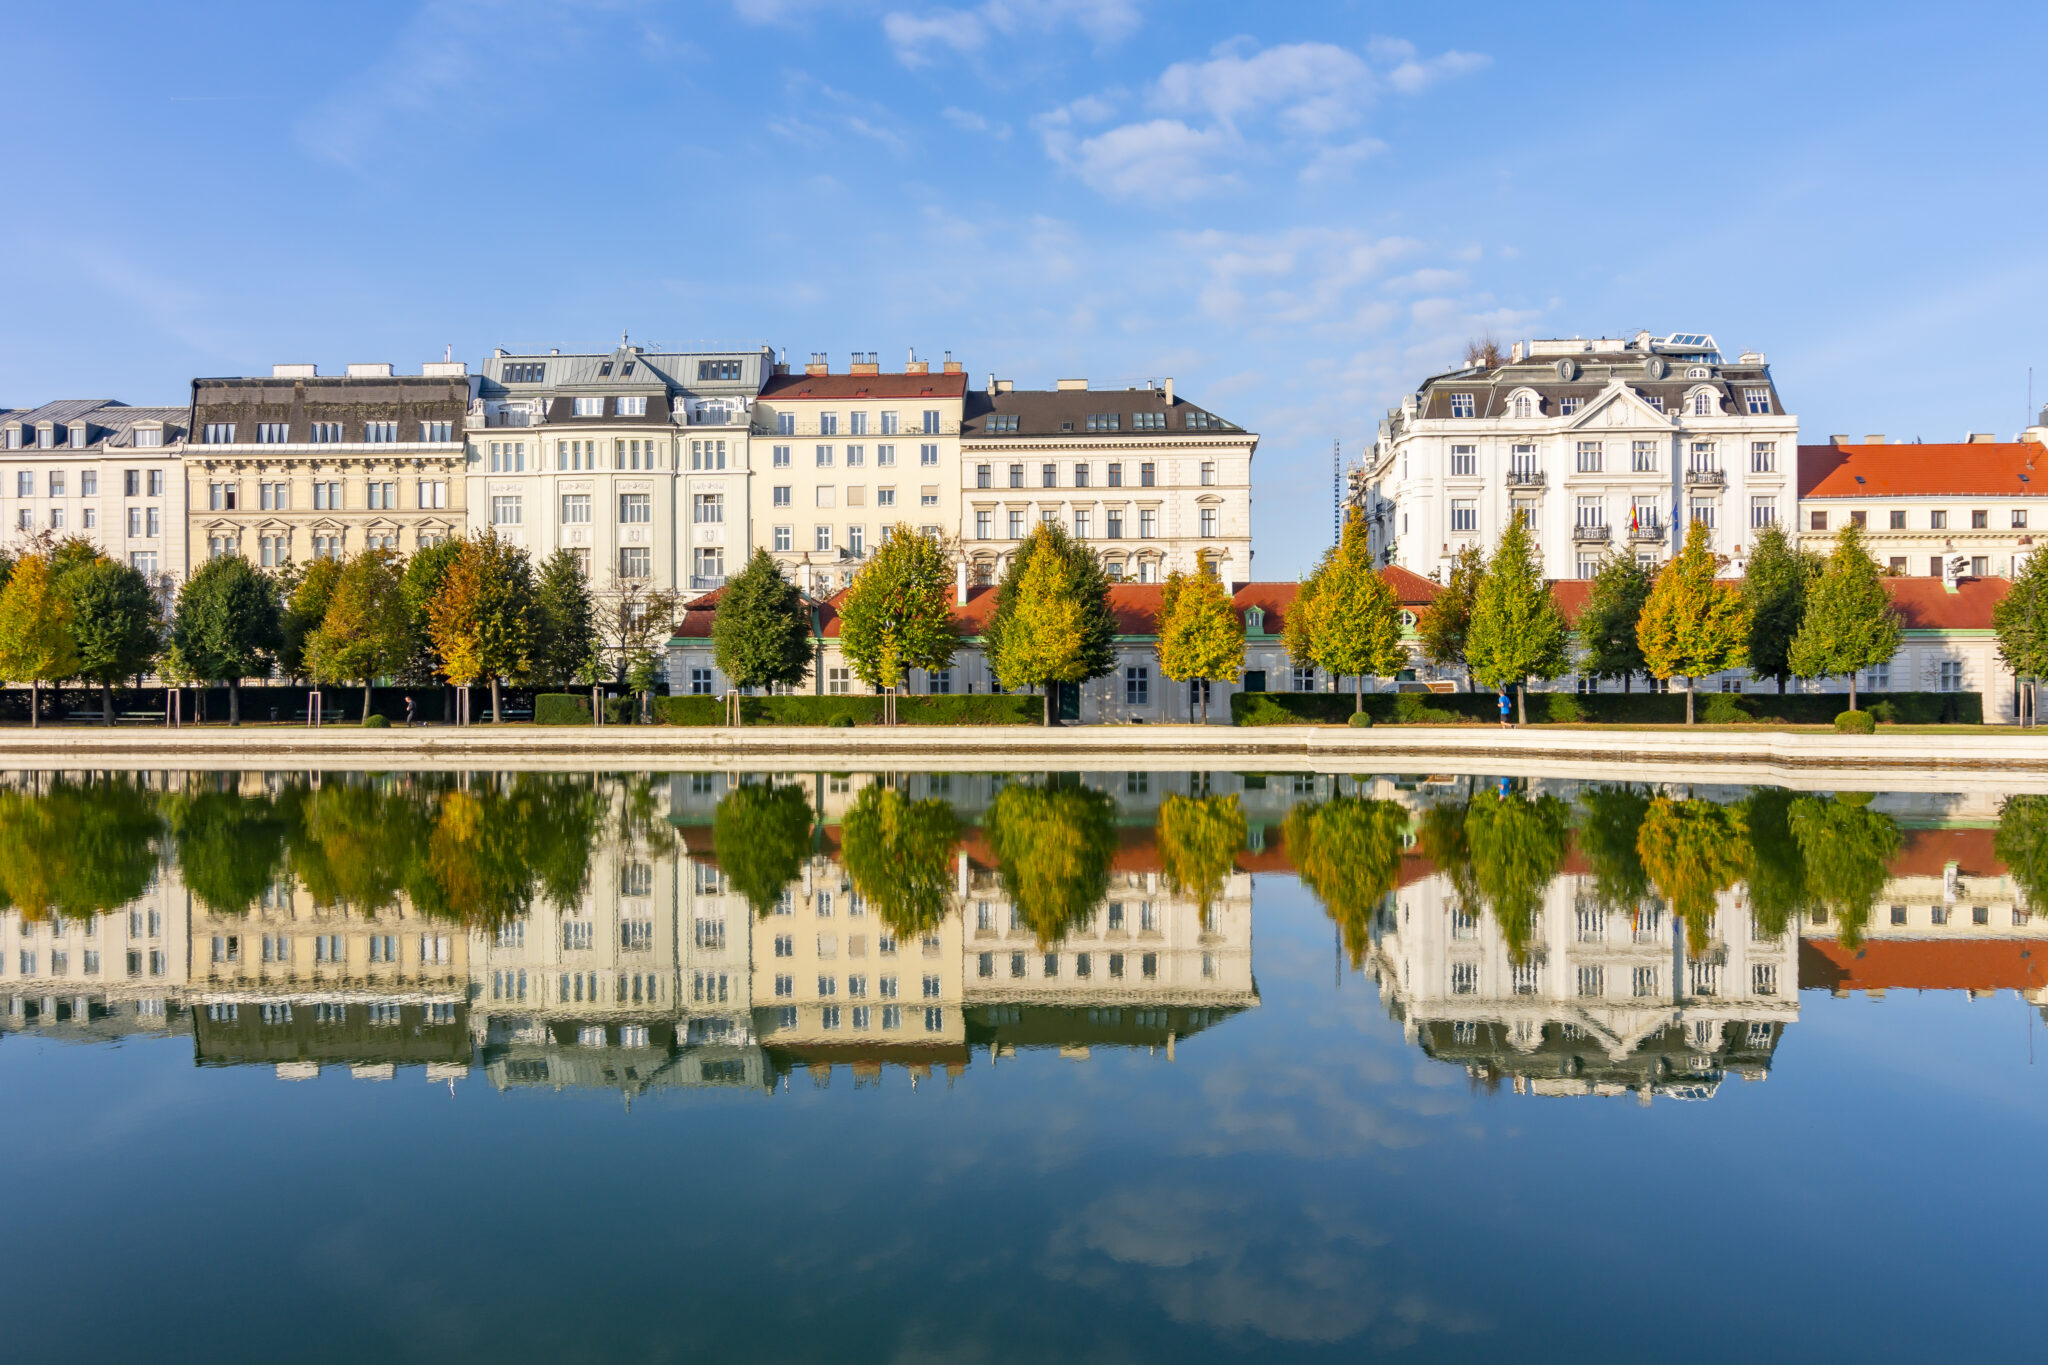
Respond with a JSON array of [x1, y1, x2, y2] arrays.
[[361, 713, 390, 729], [1701, 692, 1756, 725], [654, 696, 724, 727], [1230, 691, 1353, 725], [743, 695, 884, 726], [1542, 692, 1586, 724], [1868, 700, 1898, 723], [534, 693, 593, 726], [603, 697, 629, 725], [1834, 709, 1877, 734], [1347, 711, 1374, 728], [896, 694, 1039, 725], [828, 714, 855, 728]]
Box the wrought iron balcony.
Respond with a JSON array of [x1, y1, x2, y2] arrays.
[[1505, 468, 1546, 489], [1628, 522, 1666, 542], [1684, 466, 1725, 487], [1571, 523, 1610, 543]]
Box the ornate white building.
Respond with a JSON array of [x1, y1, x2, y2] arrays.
[[1356, 332, 1797, 582]]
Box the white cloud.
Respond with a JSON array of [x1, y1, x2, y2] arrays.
[[1152, 40, 1372, 136], [884, 0, 1142, 68], [1045, 117, 1237, 201], [941, 106, 1010, 137], [882, 9, 989, 66]]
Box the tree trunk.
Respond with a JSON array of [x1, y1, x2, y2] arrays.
[[1848, 672, 1858, 712], [103, 682, 114, 726], [1516, 682, 1526, 726], [1778, 677, 1787, 695], [29, 680, 38, 730], [229, 679, 241, 726], [490, 676, 503, 723], [1353, 675, 1362, 713], [363, 680, 374, 722], [1684, 680, 1694, 725], [1042, 687, 1051, 727], [1202, 680, 1210, 726]]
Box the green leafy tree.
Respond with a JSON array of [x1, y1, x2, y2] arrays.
[[0, 553, 80, 728], [530, 549, 598, 687], [0, 775, 161, 921], [1638, 518, 1751, 724], [1744, 521, 1819, 693], [164, 780, 293, 916], [841, 783, 961, 937], [1996, 794, 2048, 913], [1575, 556, 1653, 689], [1788, 522, 1901, 711], [1417, 542, 1483, 689], [1465, 514, 1569, 723], [1282, 796, 1409, 965], [1997, 549, 2048, 725], [173, 553, 282, 725], [1157, 792, 1247, 917], [399, 537, 464, 687], [1306, 511, 1408, 712], [313, 549, 409, 718], [278, 555, 343, 682], [1741, 787, 1813, 937], [1465, 788, 1570, 962], [713, 780, 815, 915], [838, 525, 959, 703], [1789, 792, 1899, 951], [1281, 567, 1323, 684], [1575, 785, 1652, 910], [982, 779, 1116, 942], [1156, 567, 1246, 723], [1637, 796, 1748, 955], [426, 532, 534, 722], [59, 556, 162, 724], [984, 523, 1116, 725], [713, 548, 814, 709]]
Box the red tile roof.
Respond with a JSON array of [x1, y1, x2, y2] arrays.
[[1887, 827, 2005, 879], [1798, 440, 2048, 499], [1799, 937, 2048, 994], [1546, 574, 2006, 630], [759, 372, 968, 401]]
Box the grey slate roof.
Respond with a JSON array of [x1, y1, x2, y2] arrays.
[[960, 387, 1245, 438], [478, 345, 773, 400], [2, 399, 189, 448]]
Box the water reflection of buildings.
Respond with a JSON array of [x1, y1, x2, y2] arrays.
[[0, 859, 191, 1046]]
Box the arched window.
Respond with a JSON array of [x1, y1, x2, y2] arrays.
[[1692, 390, 1714, 416], [1512, 393, 1533, 419]]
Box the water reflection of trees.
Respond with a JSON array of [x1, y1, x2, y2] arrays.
[[1158, 793, 1247, 920], [1282, 797, 1408, 966], [1638, 797, 1748, 955], [0, 775, 161, 921], [1789, 793, 1900, 951], [982, 779, 1118, 945], [841, 783, 961, 937], [713, 780, 815, 915]]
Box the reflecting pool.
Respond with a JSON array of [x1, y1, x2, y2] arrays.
[[2, 769, 2044, 1361]]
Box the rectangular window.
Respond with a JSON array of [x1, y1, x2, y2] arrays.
[[1744, 387, 1772, 414], [1105, 509, 1124, 538], [620, 493, 652, 523], [922, 410, 941, 435], [257, 422, 288, 443], [1940, 660, 1963, 692], [2016, 509, 2030, 529], [772, 524, 793, 552], [1810, 510, 1828, 531], [617, 396, 647, 417], [203, 423, 235, 444], [1125, 665, 1149, 705], [618, 547, 650, 579], [1139, 509, 1157, 538], [815, 444, 834, 467], [1689, 499, 1716, 529], [1450, 444, 1476, 477], [918, 443, 937, 467], [364, 421, 397, 443], [1073, 509, 1091, 538], [1200, 508, 1217, 538], [1888, 508, 1907, 530], [1107, 462, 1124, 488], [1007, 463, 1024, 489], [1576, 440, 1602, 472], [560, 494, 591, 524], [1008, 511, 1025, 539], [418, 479, 447, 508], [846, 444, 865, 467], [1140, 462, 1156, 487], [975, 510, 992, 539], [875, 443, 896, 468], [1750, 498, 1777, 528], [491, 495, 521, 525], [848, 525, 865, 557], [1450, 499, 1477, 532], [420, 420, 453, 442], [820, 413, 839, 436], [80, 470, 97, 496], [771, 444, 791, 469], [1632, 440, 1658, 472], [572, 397, 602, 417], [828, 667, 850, 695], [1450, 393, 1475, 418], [1930, 509, 1948, 530], [1972, 509, 1989, 529], [1200, 460, 1216, 486], [1751, 441, 1777, 473], [1576, 495, 1604, 528], [690, 439, 727, 471]]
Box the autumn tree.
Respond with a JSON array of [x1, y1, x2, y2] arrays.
[[1464, 788, 1571, 962], [59, 555, 162, 724], [1417, 543, 1483, 689], [1788, 523, 1900, 711], [598, 571, 680, 683], [1281, 796, 1409, 965], [982, 779, 1116, 942], [840, 782, 961, 936], [278, 555, 343, 682], [1303, 510, 1408, 712], [712, 780, 814, 916], [172, 554, 282, 726], [426, 532, 534, 723], [1463, 336, 1504, 369], [1743, 521, 1819, 693], [1637, 518, 1750, 724], [1281, 568, 1323, 689], [1157, 792, 1247, 918], [313, 548, 410, 718], [399, 537, 463, 688], [838, 525, 959, 715], [713, 548, 814, 709], [529, 548, 598, 687], [1574, 556, 1653, 689], [0, 553, 79, 729], [0, 774, 161, 919], [1465, 514, 1569, 723], [985, 523, 1116, 725], [1636, 796, 1748, 955], [1156, 566, 1245, 723]]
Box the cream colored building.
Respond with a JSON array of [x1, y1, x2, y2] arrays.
[[1, 852, 190, 1030], [960, 377, 1256, 586], [1, 401, 190, 592], [749, 353, 967, 596], [1796, 431, 2048, 579], [467, 344, 771, 597], [187, 363, 472, 570]]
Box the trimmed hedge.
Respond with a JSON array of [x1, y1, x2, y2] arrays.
[[1234, 688, 1983, 726], [650, 693, 1039, 726], [1835, 709, 1877, 734], [534, 693, 594, 725]]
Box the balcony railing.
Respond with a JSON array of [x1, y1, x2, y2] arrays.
[[688, 575, 727, 591], [1628, 522, 1666, 542], [1684, 467, 1725, 487], [1506, 468, 1545, 489], [1571, 523, 1610, 543]]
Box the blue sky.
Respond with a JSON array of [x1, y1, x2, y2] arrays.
[[5, 0, 2045, 577]]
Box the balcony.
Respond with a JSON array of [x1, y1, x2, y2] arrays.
[[1684, 467, 1725, 488], [1571, 523, 1610, 544], [1505, 468, 1546, 489], [1628, 522, 1666, 543], [688, 575, 727, 591]]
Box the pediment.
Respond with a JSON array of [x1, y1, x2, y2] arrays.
[[1567, 380, 1674, 432]]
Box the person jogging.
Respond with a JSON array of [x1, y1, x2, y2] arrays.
[[1498, 688, 1512, 728]]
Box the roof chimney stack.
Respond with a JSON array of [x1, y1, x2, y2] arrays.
[[806, 352, 829, 376], [1967, 432, 1998, 443], [1163, 377, 1174, 406], [1509, 341, 1524, 363], [1864, 434, 1886, 444], [942, 350, 962, 375], [850, 351, 879, 376], [272, 363, 317, 378]]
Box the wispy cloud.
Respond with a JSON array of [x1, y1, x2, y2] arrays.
[[883, 0, 1142, 68]]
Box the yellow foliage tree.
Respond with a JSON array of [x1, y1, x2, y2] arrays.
[[1156, 566, 1245, 723], [0, 553, 79, 729]]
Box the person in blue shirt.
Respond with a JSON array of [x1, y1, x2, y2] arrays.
[[1498, 688, 1512, 728]]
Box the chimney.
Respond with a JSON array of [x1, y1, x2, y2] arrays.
[[1056, 378, 1088, 391], [995, 379, 1014, 393], [272, 363, 317, 378], [806, 352, 829, 376], [1509, 341, 1524, 362], [421, 361, 467, 377], [850, 351, 879, 376], [955, 558, 968, 606], [942, 350, 962, 375], [905, 347, 928, 375], [1864, 434, 1886, 444], [346, 363, 394, 378], [1967, 432, 1998, 443], [987, 372, 996, 395], [1831, 434, 1851, 446], [1163, 377, 1174, 406]]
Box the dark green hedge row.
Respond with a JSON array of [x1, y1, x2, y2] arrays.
[[1232, 689, 1983, 726], [648, 693, 1040, 726], [534, 693, 593, 725]]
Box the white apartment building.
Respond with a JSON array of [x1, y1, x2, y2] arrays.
[[467, 343, 771, 596], [959, 377, 1254, 585], [1357, 332, 1797, 582], [749, 352, 967, 596], [0, 400, 189, 591], [1797, 429, 2048, 579]]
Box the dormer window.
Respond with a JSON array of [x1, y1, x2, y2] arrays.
[[618, 396, 648, 417], [1244, 606, 1265, 635], [3, 425, 20, 449], [68, 424, 88, 449], [257, 423, 290, 443], [503, 362, 545, 384], [1512, 394, 1534, 419], [37, 424, 55, 449], [1686, 367, 1711, 379], [309, 422, 342, 443], [597, 362, 614, 378], [1560, 397, 1582, 416], [987, 414, 1019, 433], [1186, 411, 1219, 430], [1085, 413, 1120, 432], [620, 362, 635, 377], [572, 397, 602, 417], [1691, 390, 1715, 416], [699, 360, 741, 381], [365, 421, 398, 443], [1743, 387, 1772, 414], [133, 427, 163, 448], [1449, 393, 1475, 418]]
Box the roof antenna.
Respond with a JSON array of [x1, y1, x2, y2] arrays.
[[444, 343, 452, 362]]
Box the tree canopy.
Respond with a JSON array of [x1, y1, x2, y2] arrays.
[[1417, 543, 1483, 689], [1157, 792, 1247, 918], [426, 532, 534, 719], [1282, 796, 1408, 965], [1788, 522, 1900, 709], [1637, 518, 1750, 723], [1465, 515, 1569, 722], [982, 779, 1116, 943], [1155, 567, 1245, 721], [172, 554, 282, 724], [1575, 556, 1653, 687], [714, 548, 815, 696], [838, 525, 959, 693], [1301, 510, 1408, 710], [1743, 521, 1818, 692], [984, 522, 1116, 721], [529, 548, 598, 687], [59, 554, 161, 723], [840, 783, 961, 937], [713, 780, 815, 916]]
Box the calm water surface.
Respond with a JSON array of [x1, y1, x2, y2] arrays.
[[1, 769, 2042, 1362]]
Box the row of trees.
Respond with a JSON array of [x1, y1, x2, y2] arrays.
[[0, 533, 677, 725], [1408, 517, 1905, 723]]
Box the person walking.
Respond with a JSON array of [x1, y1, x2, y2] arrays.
[[1498, 688, 1512, 729], [404, 695, 416, 728]]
